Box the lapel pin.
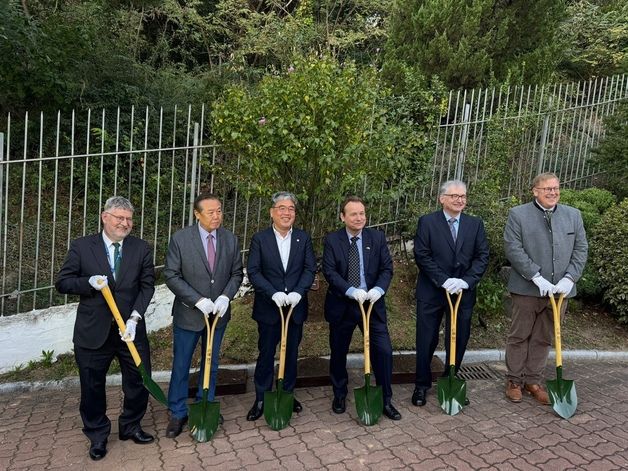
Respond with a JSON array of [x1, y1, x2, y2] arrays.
[[366, 246, 371, 250], [297, 239, 300, 242]]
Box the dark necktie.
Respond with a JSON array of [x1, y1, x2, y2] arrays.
[[348, 236, 361, 288], [112, 242, 121, 280], [544, 210, 553, 230], [448, 217, 457, 242], [207, 234, 216, 272]]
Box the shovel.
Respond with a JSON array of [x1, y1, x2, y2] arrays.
[[437, 290, 467, 416], [264, 304, 295, 431], [354, 301, 383, 426], [189, 312, 222, 442], [100, 284, 168, 406], [547, 293, 577, 419]]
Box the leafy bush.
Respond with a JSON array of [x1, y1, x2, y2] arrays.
[[590, 198, 628, 323]]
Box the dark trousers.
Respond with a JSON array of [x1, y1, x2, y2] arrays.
[[415, 300, 473, 390], [253, 319, 303, 401], [329, 303, 393, 402], [74, 323, 150, 443]]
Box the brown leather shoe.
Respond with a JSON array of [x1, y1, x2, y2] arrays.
[[524, 383, 551, 405], [505, 380, 522, 403]]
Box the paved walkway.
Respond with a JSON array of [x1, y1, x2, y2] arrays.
[[1, 360, 627, 470]]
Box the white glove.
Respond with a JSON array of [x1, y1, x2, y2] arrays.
[[286, 292, 302, 307], [553, 277, 574, 295], [195, 297, 215, 316], [120, 313, 141, 343], [366, 288, 382, 304], [272, 292, 289, 307], [89, 275, 108, 290], [442, 278, 467, 294], [532, 276, 555, 297], [350, 288, 368, 305], [213, 295, 230, 317]]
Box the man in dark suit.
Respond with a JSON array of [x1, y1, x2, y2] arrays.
[[245, 192, 317, 421], [322, 196, 401, 420], [412, 180, 489, 407], [163, 193, 243, 438], [56, 196, 156, 461]]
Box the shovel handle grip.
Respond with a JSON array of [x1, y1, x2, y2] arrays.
[[100, 285, 143, 366], [549, 293, 565, 367], [277, 305, 294, 380], [359, 302, 374, 375], [201, 312, 221, 391]]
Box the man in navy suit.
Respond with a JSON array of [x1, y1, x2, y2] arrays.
[[412, 180, 489, 407], [322, 196, 401, 420], [56, 196, 156, 461], [246, 192, 317, 421]]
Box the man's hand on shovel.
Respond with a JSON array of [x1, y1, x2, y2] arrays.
[[89, 275, 108, 290]]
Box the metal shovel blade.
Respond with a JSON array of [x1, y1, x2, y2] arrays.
[[137, 363, 168, 406], [437, 367, 467, 416], [188, 389, 221, 442], [354, 373, 383, 426], [264, 379, 294, 431], [546, 366, 577, 419]]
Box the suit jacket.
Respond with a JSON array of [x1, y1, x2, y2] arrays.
[[247, 227, 316, 325], [322, 227, 393, 325], [504, 202, 588, 297], [164, 224, 243, 331], [414, 211, 489, 309], [56, 233, 155, 349]]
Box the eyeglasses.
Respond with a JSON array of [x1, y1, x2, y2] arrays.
[[536, 187, 560, 193], [273, 205, 296, 213], [443, 194, 467, 201], [105, 212, 133, 224]]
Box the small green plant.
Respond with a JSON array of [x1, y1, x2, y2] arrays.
[[475, 275, 507, 322], [41, 350, 55, 367]]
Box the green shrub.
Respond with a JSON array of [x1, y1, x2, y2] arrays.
[[591, 198, 628, 323]]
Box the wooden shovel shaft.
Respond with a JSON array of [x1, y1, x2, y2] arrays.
[[549, 294, 565, 368], [201, 313, 221, 390], [445, 291, 463, 368], [358, 302, 374, 375], [101, 285, 143, 366], [277, 305, 294, 380]]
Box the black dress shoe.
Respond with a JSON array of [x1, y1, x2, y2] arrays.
[[119, 429, 154, 444], [332, 396, 346, 414], [246, 400, 264, 421], [165, 416, 187, 438], [412, 387, 427, 407], [293, 399, 303, 413], [383, 403, 402, 420], [89, 441, 107, 461]]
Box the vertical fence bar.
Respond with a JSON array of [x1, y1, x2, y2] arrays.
[[0, 126, 5, 314], [32, 112, 44, 310], [140, 106, 149, 239], [52, 112, 63, 305], [183, 106, 193, 228], [98, 109, 105, 232], [83, 109, 91, 236], [16, 113, 28, 313], [188, 122, 199, 226], [153, 107, 164, 261]]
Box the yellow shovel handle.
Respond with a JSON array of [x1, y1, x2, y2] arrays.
[[445, 291, 463, 368], [277, 305, 294, 380], [100, 285, 142, 366], [548, 293, 565, 367], [358, 301, 375, 375], [201, 312, 221, 390]]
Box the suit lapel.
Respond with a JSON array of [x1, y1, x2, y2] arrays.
[[286, 229, 300, 272], [439, 215, 457, 252], [193, 225, 212, 275], [361, 229, 371, 276], [455, 214, 466, 253]]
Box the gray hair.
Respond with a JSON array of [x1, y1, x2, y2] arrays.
[[271, 191, 297, 207], [439, 180, 467, 196], [103, 196, 135, 213]]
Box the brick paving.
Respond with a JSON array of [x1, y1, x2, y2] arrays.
[[1, 360, 627, 470]]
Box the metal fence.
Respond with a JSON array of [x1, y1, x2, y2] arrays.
[[1, 74, 626, 316]]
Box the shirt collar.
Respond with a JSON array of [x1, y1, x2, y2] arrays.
[[272, 225, 292, 239], [534, 199, 557, 212], [102, 232, 123, 248], [443, 210, 460, 222], [345, 229, 362, 241], [198, 223, 217, 240]]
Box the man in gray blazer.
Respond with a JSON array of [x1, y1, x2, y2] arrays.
[[504, 172, 587, 404], [163, 193, 243, 438]]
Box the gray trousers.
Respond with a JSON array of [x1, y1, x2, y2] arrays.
[[505, 293, 567, 385]]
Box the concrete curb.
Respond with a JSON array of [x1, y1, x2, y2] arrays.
[[2, 349, 627, 394]]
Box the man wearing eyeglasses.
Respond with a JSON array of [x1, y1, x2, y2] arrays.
[[56, 196, 156, 461], [163, 193, 243, 437], [412, 180, 489, 407], [504, 172, 587, 404], [245, 192, 317, 421]]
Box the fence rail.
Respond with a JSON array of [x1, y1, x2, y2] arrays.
[[1, 74, 626, 316]]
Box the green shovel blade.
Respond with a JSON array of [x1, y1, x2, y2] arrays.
[[264, 379, 294, 431], [437, 367, 467, 416], [188, 389, 221, 442], [546, 366, 577, 419], [138, 363, 168, 406], [354, 373, 383, 426]]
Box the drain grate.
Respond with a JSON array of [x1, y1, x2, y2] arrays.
[[457, 364, 501, 381]]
